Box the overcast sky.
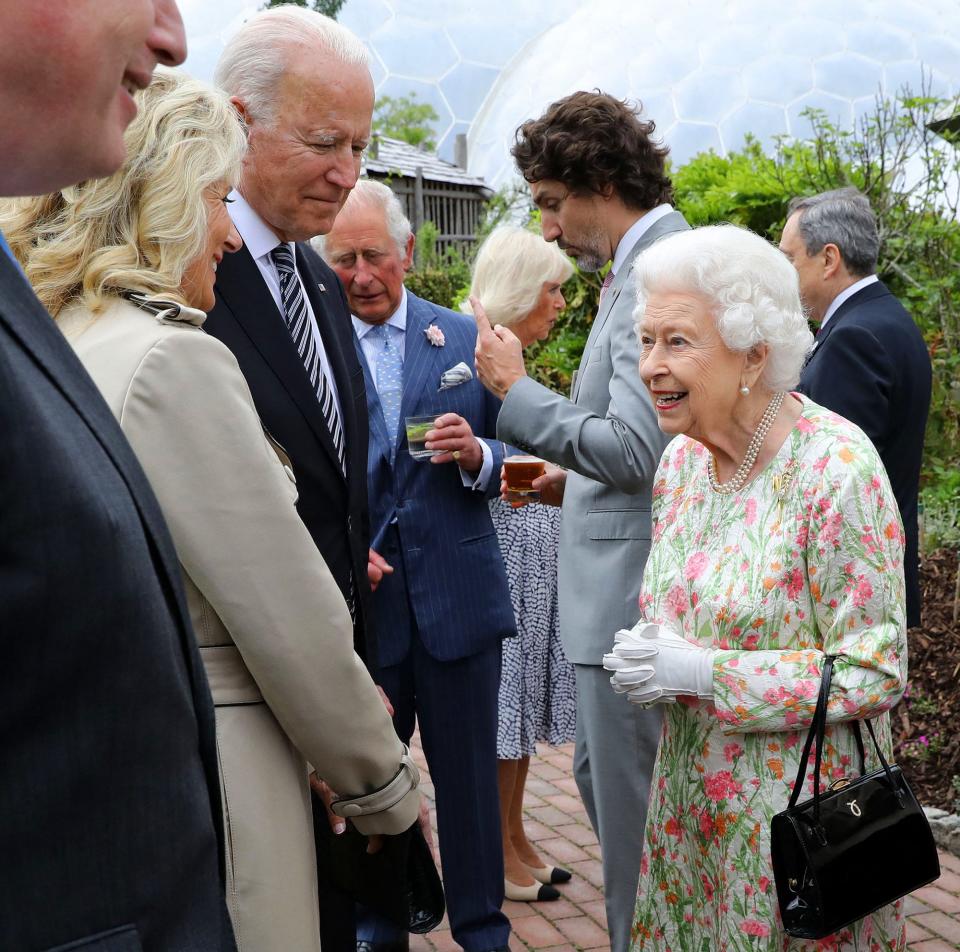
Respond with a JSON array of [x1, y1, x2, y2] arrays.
[[179, 0, 259, 84]]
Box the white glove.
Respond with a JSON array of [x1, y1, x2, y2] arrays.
[[602, 622, 716, 705]]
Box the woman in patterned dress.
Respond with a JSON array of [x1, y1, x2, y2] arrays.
[[466, 225, 578, 902], [603, 224, 908, 950]]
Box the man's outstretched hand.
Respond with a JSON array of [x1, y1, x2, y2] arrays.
[[472, 295, 526, 400]]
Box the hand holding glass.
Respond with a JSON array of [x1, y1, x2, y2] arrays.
[[503, 455, 546, 502], [405, 414, 442, 460]]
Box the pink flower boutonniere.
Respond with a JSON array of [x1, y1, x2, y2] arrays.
[[424, 324, 445, 347]]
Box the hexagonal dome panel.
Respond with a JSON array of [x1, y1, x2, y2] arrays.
[[180, 0, 960, 172], [786, 91, 854, 140], [744, 56, 814, 105], [814, 53, 884, 102], [674, 69, 746, 125], [368, 17, 457, 83], [720, 101, 789, 153]]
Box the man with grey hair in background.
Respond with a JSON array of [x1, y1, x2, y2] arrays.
[[205, 6, 395, 948], [319, 179, 514, 952], [780, 186, 931, 627]]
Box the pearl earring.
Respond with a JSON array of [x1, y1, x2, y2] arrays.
[[740, 386, 750, 395]]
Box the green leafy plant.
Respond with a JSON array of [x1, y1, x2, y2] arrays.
[[405, 221, 471, 310], [373, 93, 440, 152], [672, 89, 960, 548], [901, 731, 943, 762], [261, 0, 344, 17], [909, 690, 940, 717]]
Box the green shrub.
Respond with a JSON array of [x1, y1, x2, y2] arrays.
[[672, 93, 960, 538]]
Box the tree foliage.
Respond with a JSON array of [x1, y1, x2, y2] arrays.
[[262, 0, 345, 17], [672, 90, 960, 548], [373, 94, 440, 152]]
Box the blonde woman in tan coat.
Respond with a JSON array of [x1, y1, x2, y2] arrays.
[[0, 70, 420, 952]]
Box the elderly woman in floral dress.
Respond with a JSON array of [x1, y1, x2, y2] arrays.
[[603, 224, 908, 951]]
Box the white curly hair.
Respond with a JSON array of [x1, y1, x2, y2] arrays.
[[632, 223, 813, 392]]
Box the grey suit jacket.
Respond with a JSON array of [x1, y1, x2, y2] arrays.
[[497, 210, 689, 665]]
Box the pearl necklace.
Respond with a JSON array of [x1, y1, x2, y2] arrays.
[[708, 391, 786, 495]]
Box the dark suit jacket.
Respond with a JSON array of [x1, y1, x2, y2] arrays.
[[0, 254, 234, 950], [799, 279, 931, 626], [358, 293, 515, 666], [206, 243, 375, 666]]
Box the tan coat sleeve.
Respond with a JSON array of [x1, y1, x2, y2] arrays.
[[118, 329, 418, 835]]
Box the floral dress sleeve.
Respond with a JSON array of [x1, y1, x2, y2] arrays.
[[711, 419, 908, 734]]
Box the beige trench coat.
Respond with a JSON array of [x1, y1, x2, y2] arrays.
[[61, 297, 419, 952]]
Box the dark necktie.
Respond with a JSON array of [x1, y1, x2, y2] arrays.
[[271, 243, 357, 623], [270, 243, 345, 475]]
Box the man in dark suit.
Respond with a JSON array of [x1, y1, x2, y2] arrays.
[[781, 187, 932, 626], [206, 8, 389, 947], [208, 7, 377, 663], [0, 2, 236, 950], [319, 180, 515, 952]]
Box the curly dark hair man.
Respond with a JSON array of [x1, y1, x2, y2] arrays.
[[512, 90, 673, 213], [473, 87, 690, 952]]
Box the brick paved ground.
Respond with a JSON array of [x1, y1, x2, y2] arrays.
[[408, 737, 960, 951]]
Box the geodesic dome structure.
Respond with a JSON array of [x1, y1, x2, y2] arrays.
[[340, 0, 960, 187]]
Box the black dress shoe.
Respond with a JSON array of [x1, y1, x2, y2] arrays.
[[356, 940, 409, 952], [527, 862, 573, 885]]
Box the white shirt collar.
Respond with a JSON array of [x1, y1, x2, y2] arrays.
[[611, 204, 674, 276], [352, 287, 408, 339], [226, 189, 290, 262], [820, 274, 879, 331]]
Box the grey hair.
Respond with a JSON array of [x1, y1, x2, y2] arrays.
[[462, 225, 574, 327], [633, 224, 814, 392], [787, 187, 879, 277], [214, 4, 369, 124], [313, 178, 411, 257]]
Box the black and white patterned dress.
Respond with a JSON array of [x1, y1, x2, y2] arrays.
[[489, 498, 576, 759]]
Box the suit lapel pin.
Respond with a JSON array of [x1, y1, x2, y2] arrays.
[[318, 283, 326, 292]]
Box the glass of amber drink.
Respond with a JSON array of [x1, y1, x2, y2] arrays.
[[503, 454, 546, 503]]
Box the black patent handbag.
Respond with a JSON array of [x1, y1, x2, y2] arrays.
[[770, 655, 940, 939]]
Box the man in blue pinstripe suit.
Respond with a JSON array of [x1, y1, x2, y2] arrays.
[[318, 180, 515, 952]]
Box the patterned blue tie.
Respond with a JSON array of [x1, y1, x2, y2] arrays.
[[372, 323, 403, 454]]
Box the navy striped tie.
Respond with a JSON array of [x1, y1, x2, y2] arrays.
[[271, 243, 356, 622], [270, 244, 346, 475]]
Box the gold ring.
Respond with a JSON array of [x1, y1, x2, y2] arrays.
[[452, 450, 461, 461]]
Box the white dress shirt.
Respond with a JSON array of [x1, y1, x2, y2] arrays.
[[819, 274, 880, 332], [352, 288, 492, 491], [227, 190, 343, 425], [610, 203, 675, 276]]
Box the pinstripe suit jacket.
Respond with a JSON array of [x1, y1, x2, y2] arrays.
[[357, 292, 516, 665]]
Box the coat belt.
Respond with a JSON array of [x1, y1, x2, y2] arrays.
[[200, 645, 263, 705]]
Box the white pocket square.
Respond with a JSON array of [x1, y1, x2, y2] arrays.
[[439, 361, 473, 391]]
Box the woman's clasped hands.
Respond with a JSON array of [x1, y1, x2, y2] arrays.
[[603, 622, 717, 705]]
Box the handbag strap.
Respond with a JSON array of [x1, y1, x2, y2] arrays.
[[787, 655, 902, 824], [788, 656, 834, 813]]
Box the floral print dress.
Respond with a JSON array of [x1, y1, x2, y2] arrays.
[[631, 396, 908, 952]]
